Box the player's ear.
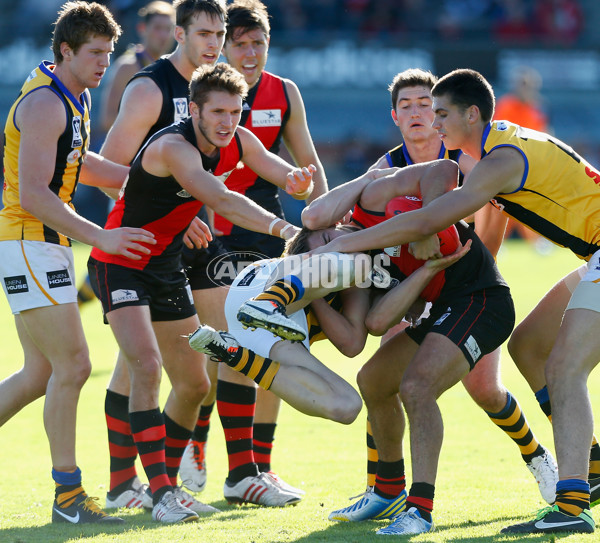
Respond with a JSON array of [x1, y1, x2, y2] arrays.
[[60, 42, 73, 60], [174, 24, 185, 45], [391, 109, 398, 126], [467, 105, 479, 124], [189, 100, 199, 117]]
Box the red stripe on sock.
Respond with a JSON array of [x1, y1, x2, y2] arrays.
[[106, 414, 131, 435], [132, 424, 165, 443]]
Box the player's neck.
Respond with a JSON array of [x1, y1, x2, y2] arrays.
[[52, 64, 87, 99], [167, 48, 197, 82], [403, 135, 444, 164]]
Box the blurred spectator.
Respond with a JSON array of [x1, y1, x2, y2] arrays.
[[493, 0, 535, 43], [74, 1, 175, 228], [495, 65, 548, 131], [494, 66, 552, 250], [534, 0, 583, 45]]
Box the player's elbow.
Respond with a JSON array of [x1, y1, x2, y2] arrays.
[[338, 334, 367, 358], [301, 205, 320, 229], [365, 312, 388, 337], [19, 190, 42, 216]]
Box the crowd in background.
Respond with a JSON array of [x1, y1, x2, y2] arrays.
[[0, 0, 587, 49]]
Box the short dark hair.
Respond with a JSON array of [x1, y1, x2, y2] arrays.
[[226, 0, 270, 43], [52, 1, 121, 63], [173, 0, 226, 32], [189, 62, 248, 109], [138, 1, 175, 24], [388, 68, 437, 109], [432, 69, 496, 123]]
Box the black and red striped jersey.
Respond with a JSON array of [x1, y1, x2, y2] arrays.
[[91, 118, 243, 271], [213, 71, 290, 251]]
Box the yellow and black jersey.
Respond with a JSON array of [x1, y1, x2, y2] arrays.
[[484, 121, 600, 260], [305, 292, 343, 345], [1, 61, 90, 246]]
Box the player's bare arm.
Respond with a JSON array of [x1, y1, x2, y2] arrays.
[[80, 152, 129, 189], [309, 287, 370, 357], [237, 126, 315, 198], [99, 57, 141, 133], [366, 240, 471, 335], [100, 77, 163, 165], [281, 79, 328, 202], [315, 151, 523, 255], [17, 89, 155, 257], [302, 168, 396, 230], [155, 134, 297, 239]]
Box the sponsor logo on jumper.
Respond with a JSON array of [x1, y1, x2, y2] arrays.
[[252, 109, 281, 127], [495, 121, 508, 131], [4, 275, 28, 294], [177, 189, 192, 198], [173, 98, 189, 122], [67, 149, 81, 164], [111, 289, 139, 304], [47, 269, 72, 288]]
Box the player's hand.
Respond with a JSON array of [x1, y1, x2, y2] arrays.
[[409, 235, 441, 260], [183, 216, 213, 249], [99, 227, 156, 260], [424, 240, 472, 272], [286, 164, 316, 198]]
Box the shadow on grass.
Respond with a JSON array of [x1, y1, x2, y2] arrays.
[[281, 512, 595, 543], [0, 507, 250, 543]]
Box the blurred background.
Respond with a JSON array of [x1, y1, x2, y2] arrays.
[[1, 0, 599, 224]]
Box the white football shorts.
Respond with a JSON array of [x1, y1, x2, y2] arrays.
[[0, 240, 77, 314], [224, 258, 310, 358]]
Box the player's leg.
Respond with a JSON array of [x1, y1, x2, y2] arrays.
[[0, 317, 52, 426], [19, 303, 123, 524], [462, 348, 557, 504], [104, 352, 149, 510], [106, 305, 197, 523], [326, 331, 416, 523], [501, 302, 600, 535], [154, 315, 219, 515], [0, 240, 122, 524], [508, 265, 600, 494], [379, 287, 514, 536], [177, 286, 225, 493], [508, 266, 585, 392]]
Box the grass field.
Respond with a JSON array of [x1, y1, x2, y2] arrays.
[[0, 239, 598, 542]]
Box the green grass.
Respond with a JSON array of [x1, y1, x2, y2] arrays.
[[0, 240, 598, 542]]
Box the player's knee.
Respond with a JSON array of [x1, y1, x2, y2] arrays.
[[172, 374, 210, 404], [327, 392, 363, 425], [399, 372, 432, 408], [356, 366, 376, 402]]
